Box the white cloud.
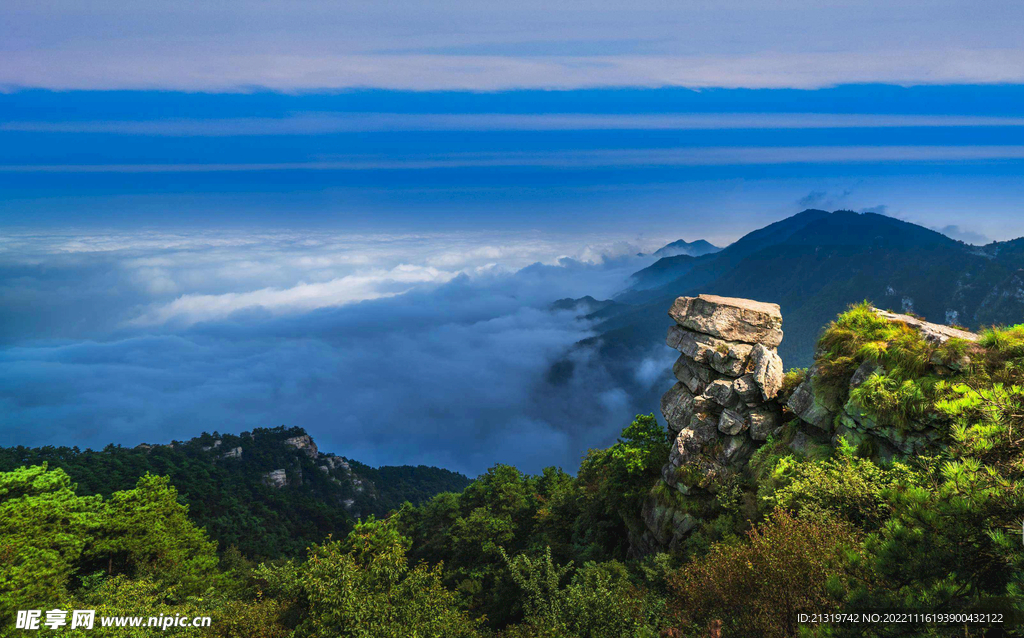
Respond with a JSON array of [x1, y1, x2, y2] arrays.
[[0, 229, 671, 335], [128, 265, 456, 326], [934, 224, 990, 245], [5, 50, 1024, 92]]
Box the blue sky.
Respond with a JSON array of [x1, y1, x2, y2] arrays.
[[2, 1, 1024, 473], [3, 85, 1024, 241]]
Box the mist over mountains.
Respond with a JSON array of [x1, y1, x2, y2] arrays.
[[0, 231, 670, 475], [4, 210, 1023, 476]]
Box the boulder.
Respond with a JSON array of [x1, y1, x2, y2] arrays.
[[666, 324, 686, 350], [668, 325, 755, 376], [709, 342, 755, 377], [787, 431, 816, 456], [877, 426, 942, 455], [667, 413, 719, 468], [849, 359, 881, 389], [262, 468, 287, 488], [672, 355, 710, 393], [667, 325, 714, 363], [669, 294, 783, 347], [733, 374, 761, 404], [872, 309, 979, 344], [717, 408, 747, 435], [284, 434, 319, 458], [787, 379, 834, 431], [661, 382, 696, 432], [719, 434, 754, 464], [841, 397, 880, 431], [704, 378, 740, 410], [640, 497, 698, 551], [832, 422, 871, 450], [748, 407, 781, 441], [930, 350, 972, 371], [321, 455, 351, 472], [750, 344, 784, 400]]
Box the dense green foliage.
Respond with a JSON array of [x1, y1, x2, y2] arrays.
[[262, 518, 482, 638], [393, 414, 672, 631], [0, 426, 469, 560], [687, 306, 1024, 636], [668, 510, 860, 638], [9, 305, 1024, 636], [0, 415, 673, 637], [0, 465, 228, 634]]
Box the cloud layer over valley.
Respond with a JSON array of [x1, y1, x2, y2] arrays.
[[0, 230, 675, 475]]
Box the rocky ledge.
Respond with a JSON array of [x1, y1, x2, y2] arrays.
[[635, 297, 978, 555], [787, 308, 980, 460], [284, 434, 319, 458]]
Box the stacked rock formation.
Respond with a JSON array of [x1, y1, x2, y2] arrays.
[[788, 308, 980, 459], [634, 295, 785, 554], [659, 295, 785, 493]]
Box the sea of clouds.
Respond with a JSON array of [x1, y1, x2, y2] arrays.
[[0, 229, 678, 475]]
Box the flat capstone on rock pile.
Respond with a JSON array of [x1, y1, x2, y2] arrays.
[[660, 294, 785, 493]]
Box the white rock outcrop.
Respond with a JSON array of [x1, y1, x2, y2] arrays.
[[284, 434, 319, 458], [263, 468, 287, 488]]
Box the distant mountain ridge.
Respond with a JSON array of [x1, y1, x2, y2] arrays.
[[550, 295, 619, 314], [624, 209, 831, 301], [550, 209, 1024, 424], [0, 426, 471, 559], [619, 210, 1024, 363], [652, 238, 721, 258]]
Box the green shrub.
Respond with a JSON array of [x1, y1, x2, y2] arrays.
[[762, 453, 920, 529], [667, 510, 859, 638], [848, 374, 931, 432], [499, 548, 667, 638], [295, 518, 481, 638], [815, 302, 935, 401], [777, 367, 807, 403]]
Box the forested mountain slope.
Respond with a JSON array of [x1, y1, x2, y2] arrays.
[[0, 425, 470, 559]]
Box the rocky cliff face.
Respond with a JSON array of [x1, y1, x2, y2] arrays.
[[636, 296, 978, 555], [787, 309, 979, 460], [636, 295, 785, 553], [284, 434, 319, 458]]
